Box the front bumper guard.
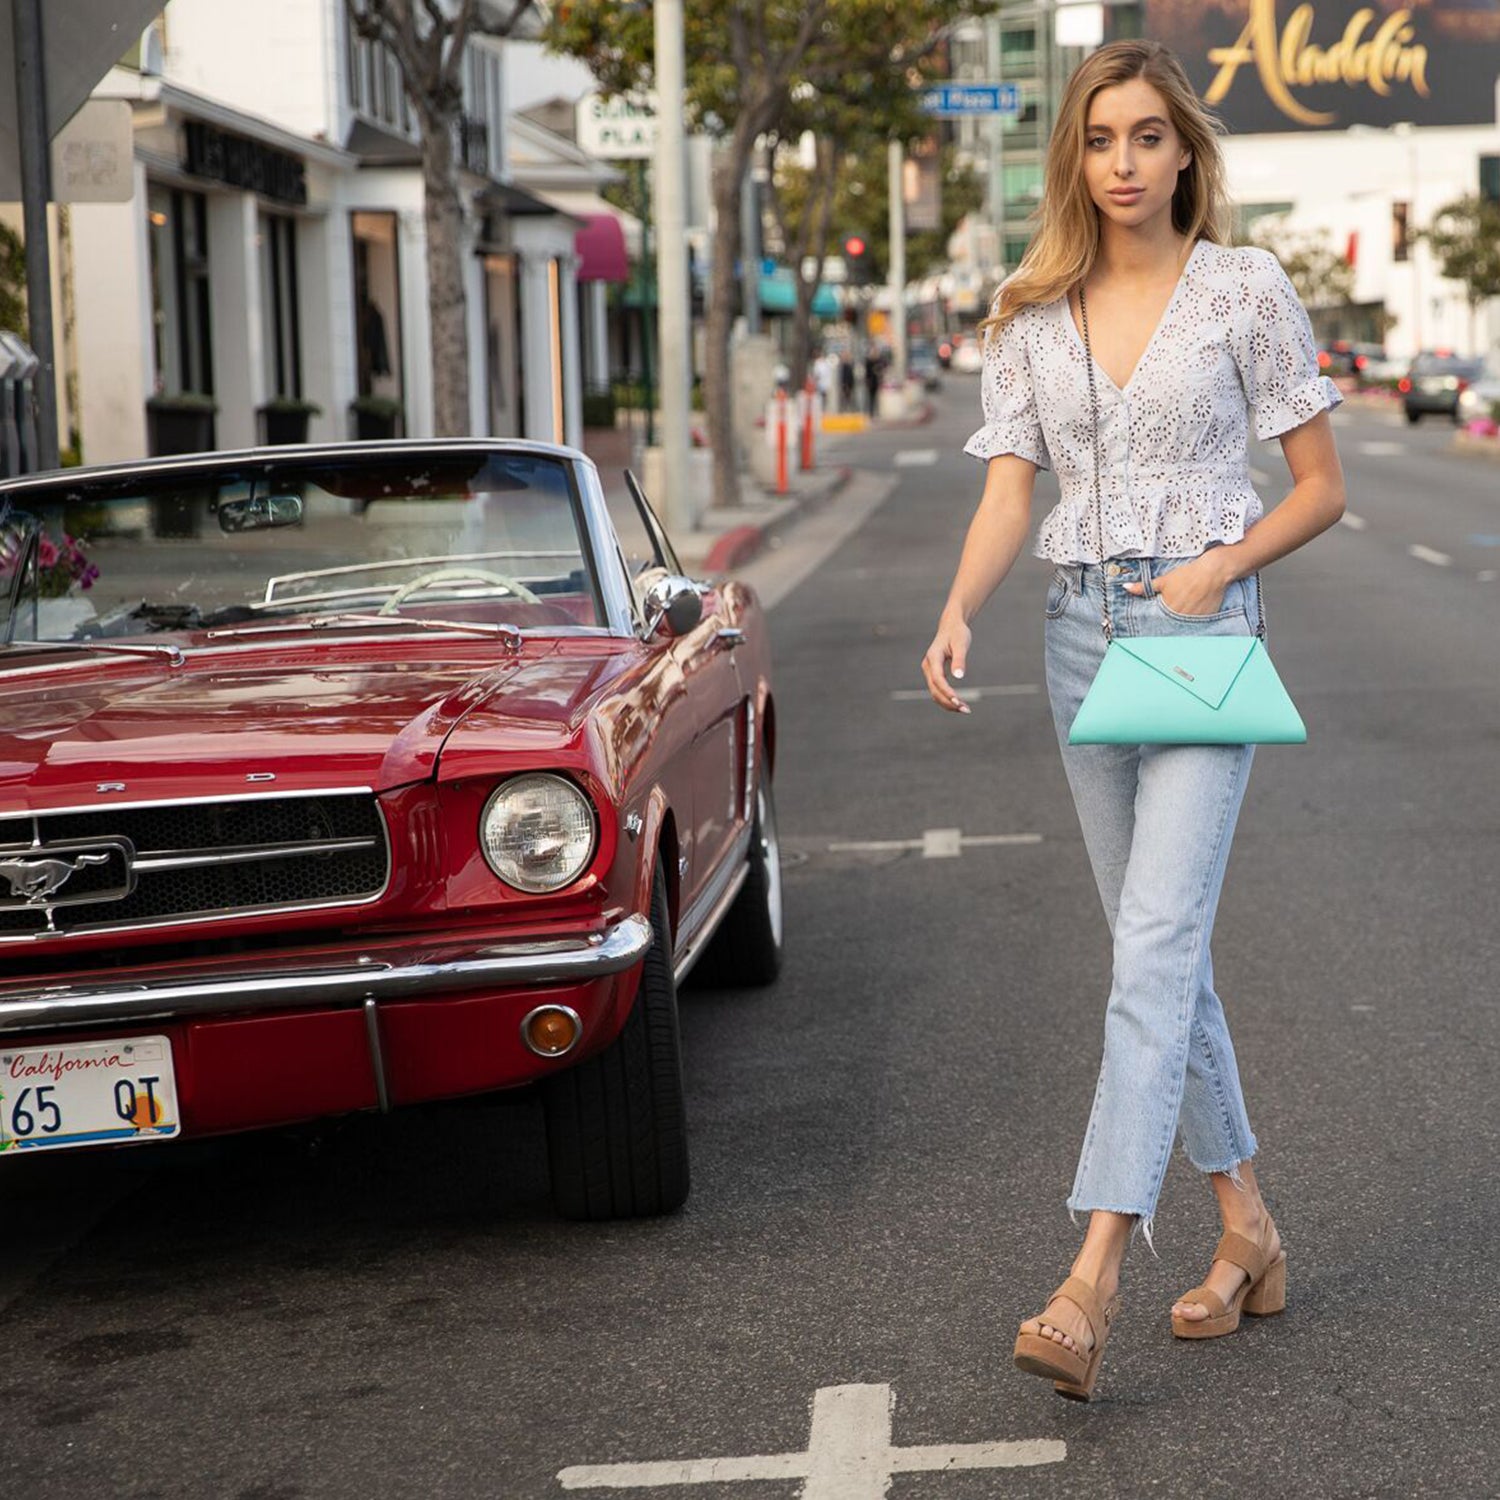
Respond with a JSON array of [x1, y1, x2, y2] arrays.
[[0, 913, 653, 1036]]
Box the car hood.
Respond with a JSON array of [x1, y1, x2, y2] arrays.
[[0, 640, 631, 811]]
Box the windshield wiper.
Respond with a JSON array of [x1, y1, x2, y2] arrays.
[[1, 512, 39, 640], [0, 638, 186, 665], [204, 613, 522, 647]]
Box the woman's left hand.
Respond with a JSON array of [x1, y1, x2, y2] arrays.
[[1124, 556, 1232, 618]]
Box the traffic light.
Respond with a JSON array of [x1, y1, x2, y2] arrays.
[[842, 233, 873, 286]]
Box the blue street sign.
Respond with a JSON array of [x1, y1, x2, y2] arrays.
[[919, 83, 1020, 117]]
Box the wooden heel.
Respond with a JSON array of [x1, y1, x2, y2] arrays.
[[1243, 1253, 1286, 1317]]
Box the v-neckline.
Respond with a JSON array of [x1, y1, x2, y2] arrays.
[[1065, 238, 1203, 396]]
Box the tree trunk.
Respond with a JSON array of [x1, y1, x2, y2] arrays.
[[420, 111, 471, 437], [705, 129, 754, 511]]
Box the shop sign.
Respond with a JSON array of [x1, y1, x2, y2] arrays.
[[182, 121, 307, 205], [1143, 0, 1500, 131]]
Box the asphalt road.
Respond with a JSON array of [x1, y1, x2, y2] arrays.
[[3, 383, 1499, 1499]]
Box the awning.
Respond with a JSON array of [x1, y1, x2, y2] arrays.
[[575, 212, 628, 283], [759, 271, 838, 318]]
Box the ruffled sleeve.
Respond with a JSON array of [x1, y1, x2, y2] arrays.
[[963, 307, 1051, 470], [1232, 248, 1343, 441]]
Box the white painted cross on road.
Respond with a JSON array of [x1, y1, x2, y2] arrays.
[[558, 1382, 1064, 1495]]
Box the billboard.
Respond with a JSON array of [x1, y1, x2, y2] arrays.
[[1143, 1, 1500, 131]]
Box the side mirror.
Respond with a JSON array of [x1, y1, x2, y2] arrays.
[[218, 493, 304, 532], [643, 574, 703, 638]]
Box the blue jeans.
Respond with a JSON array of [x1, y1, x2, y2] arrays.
[[1044, 555, 1260, 1239]]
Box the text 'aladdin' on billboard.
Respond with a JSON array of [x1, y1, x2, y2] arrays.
[[1143, 1, 1500, 131]]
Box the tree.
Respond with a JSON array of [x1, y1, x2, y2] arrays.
[[550, 0, 993, 509], [1247, 218, 1354, 310], [1422, 195, 1500, 352], [346, 0, 539, 436], [0, 221, 26, 337]]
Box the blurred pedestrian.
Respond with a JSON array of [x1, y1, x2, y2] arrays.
[[922, 40, 1346, 1400], [838, 354, 855, 411], [862, 346, 883, 415]]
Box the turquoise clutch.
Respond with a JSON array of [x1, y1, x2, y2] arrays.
[[1068, 637, 1307, 746]]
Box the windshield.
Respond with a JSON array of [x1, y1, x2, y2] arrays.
[[0, 451, 605, 646], [1411, 355, 1483, 377]]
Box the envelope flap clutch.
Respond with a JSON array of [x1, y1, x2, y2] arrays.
[[1068, 637, 1307, 745], [1112, 637, 1257, 709]]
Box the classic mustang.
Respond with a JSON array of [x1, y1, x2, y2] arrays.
[[0, 441, 781, 1218]]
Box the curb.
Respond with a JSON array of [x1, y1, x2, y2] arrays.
[[1453, 431, 1500, 464], [703, 465, 854, 574]]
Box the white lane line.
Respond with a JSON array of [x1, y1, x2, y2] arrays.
[[826, 831, 1043, 858], [890, 684, 1039, 702], [1409, 544, 1453, 567], [1479, 570, 1497, 582], [893, 448, 938, 467], [1339, 512, 1368, 531], [1357, 440, 1406, 457], [557, 1382, 1065, 1494], [1249, 467, 1272, 485]]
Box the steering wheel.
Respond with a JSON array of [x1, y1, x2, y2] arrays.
[[377, 566, 540, 615]]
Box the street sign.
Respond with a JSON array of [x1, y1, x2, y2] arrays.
[[918, 83, 1020, 118], [576, 92, 659, 160], [50, 100, 133, 204]]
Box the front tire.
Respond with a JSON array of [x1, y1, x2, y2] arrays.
[[541, 867, 689, 1220], [695, 775, 784, 988]]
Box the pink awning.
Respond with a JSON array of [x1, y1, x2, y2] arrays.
[[574, 212, 628, 283]]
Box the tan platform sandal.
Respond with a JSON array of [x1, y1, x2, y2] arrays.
[[1171, 1218, 1286, 1340], [1013, 1275, 1119, 1401]]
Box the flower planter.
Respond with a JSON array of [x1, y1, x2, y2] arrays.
[[147, 404, 216, 457], [350, 402, 403, 441], [260, 406, 313, 445]]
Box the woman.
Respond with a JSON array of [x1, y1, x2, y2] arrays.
[[921, 40, 1345, 1400]]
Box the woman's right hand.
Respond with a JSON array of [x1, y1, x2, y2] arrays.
[[922, 614, 973, 714]]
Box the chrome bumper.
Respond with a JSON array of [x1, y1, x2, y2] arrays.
[[0, 913, 652, 1035]]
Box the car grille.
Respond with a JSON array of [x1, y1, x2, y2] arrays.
[[0, 791, 389, 940]]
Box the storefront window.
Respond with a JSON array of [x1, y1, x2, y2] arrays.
[[351, 210, 403, 410], [259, 213, 302, 398], [147, 184, 213, 396]]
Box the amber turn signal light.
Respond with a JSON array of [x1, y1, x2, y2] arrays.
[[521, 1004, 582, 1058]]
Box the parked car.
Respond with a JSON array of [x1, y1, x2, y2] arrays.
[[1456, 369, 1500, 427], [1400, 351, 1487, 423], [0, 441, 782, 1220], [949, 332, 984, 374], [907, 337, 942, 390]]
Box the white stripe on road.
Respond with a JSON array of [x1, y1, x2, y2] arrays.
[[1357, 440, 1406, 457], [1339, 512, 1368, 531], [890, 684, 1039, 702], [1408, 544, 1452, 567], [826, 831, 1043, 858], [557, 1382, 1065, 1494], [893, 449, 937, 467], [1249, 467, 1271, 485], [1479, 570, 1497, 583]]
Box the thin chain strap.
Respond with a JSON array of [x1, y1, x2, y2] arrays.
[[1076, 282, 1266, 642]]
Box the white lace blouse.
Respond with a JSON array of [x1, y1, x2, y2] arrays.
[[963, 238, 1342, 563]]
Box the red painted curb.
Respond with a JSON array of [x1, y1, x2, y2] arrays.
[[704, 524, 764, 573]]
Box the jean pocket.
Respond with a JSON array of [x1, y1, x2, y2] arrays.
[[1045, 569, 1073, 619], [1151, 583, 1246, 625]]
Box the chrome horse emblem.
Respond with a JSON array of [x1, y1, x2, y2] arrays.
[[0, 853, 112, 904]]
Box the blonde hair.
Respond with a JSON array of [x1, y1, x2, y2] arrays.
[[981, 41, 1230, 333]]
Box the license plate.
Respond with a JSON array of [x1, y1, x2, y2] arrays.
[[0, 1036, 180, 1155]]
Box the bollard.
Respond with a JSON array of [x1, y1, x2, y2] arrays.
[[799, 376, 816, 471], [775, 387, 789, 495]]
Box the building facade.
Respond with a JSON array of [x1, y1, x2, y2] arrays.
[[65, 0, 600, 466]]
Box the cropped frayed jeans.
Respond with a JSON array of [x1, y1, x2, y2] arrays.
[[1045, 555, 1260, 1239]]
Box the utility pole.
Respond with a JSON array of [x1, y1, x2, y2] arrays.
[[888, 140, 907, 394], [12, 0, 60, 471], [653, 0, 693, 533]]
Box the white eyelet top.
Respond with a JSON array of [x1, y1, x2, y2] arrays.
[[963, 239, 1342, 563]]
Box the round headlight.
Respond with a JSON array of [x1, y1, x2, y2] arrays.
[[480, 774, 596, 892]]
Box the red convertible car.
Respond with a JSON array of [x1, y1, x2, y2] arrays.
[[0, 441, 781, 1218]]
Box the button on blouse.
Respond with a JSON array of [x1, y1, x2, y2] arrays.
[[963, 239, 1342, 564]]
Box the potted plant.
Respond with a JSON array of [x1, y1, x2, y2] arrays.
[[146, 392, 218, 456], [349, 394, 403, 441], [258, 395, 323, 446]]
